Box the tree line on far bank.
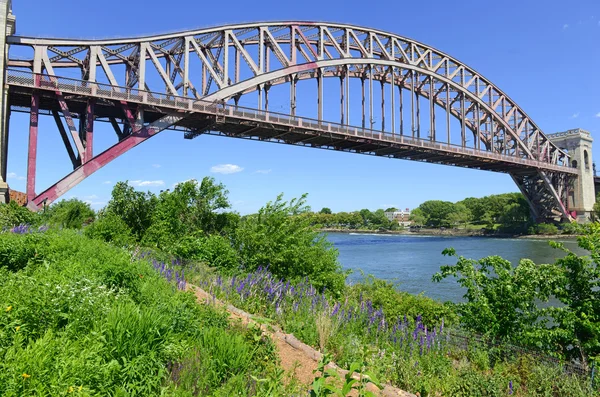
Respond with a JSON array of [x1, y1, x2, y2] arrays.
[[300, 193, 577, 235]]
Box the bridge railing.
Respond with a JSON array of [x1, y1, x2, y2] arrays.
[[6, 69, 576, 175]]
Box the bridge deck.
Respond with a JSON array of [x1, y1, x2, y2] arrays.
[[6, 70, 577, 176]]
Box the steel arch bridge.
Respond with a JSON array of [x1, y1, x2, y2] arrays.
[[0, 9, 585, 220]]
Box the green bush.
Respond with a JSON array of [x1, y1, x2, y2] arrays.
[[0, 230, 284, 396], [345, 275, 456, 328], [560, 221, 581, 235], [536, 223, 559, 235], [43, 198, 95, 229], [84, 211, 134, 247], [233, 194, 346, 295], [0, 201, 38, 229]]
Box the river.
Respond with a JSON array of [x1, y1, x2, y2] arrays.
[[326, 233, 587, 303]]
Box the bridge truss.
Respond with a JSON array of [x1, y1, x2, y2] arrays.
[[5, 22, 578, 220]]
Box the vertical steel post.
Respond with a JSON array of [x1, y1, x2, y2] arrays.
[[340, 75, 344, 124], [265, 85, 269, 111], [369, 65, 373, 129], [183, 38, 189, 97], [290, 75, 296, 116], [410, 70, 415, 138], [345, 66, 350, 125], [446, 84, 450, 144], [416, 73, 420, 139], [476, 103, 481, 150], [399, 83, 403, 135], [361, 76, 366, 129], [460, 93, 466, 147], [391, 67, 395, 134], [85, 99, 94, 163], [317, 69, 323, 122], [429, 76, 434, 141], [381, 81, 385, 132], [27, 94, 39, 202]]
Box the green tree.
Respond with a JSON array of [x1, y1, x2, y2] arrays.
[[384, 207, 398, 212], [459, 197, 486, 224], [44, 198, 95, 229], [320, 207, 332, 214], [593, 193, 600, 220], [0, 201, 38, 229], [434, 224, 600, 363], [548, 225, 600, 362], [446, 203, 471, 228], [84, 211, 134, 246], [409, 208, 426, 226], [143, 178, 236, 249], [418, 200, 455, 227], [370, 209, 391, 229], [104, 182, 157, 240], [433, 248, 559, 341], [233, 194, 346, 295], [359, 209, 372, 228]]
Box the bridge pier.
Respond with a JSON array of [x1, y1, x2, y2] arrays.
[[0, 0, 14, 203], [547, 129, 595, 222]]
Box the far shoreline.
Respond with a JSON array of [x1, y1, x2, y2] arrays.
[[318, 228, 579, 240]]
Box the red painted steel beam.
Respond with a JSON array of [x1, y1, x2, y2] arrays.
[[27, 94, 39, 203], [31, 112, 184, 208], [84, 99, 95, 163]]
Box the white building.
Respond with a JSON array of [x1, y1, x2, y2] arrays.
[[384, 209, 412, 227]]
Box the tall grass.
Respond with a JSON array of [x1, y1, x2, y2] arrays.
[[0, 230, 288, 396]]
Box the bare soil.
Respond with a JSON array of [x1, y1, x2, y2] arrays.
[[191, 285, 416, 397]]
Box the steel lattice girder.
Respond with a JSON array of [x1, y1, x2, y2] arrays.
[[5, 22, 577, 220]]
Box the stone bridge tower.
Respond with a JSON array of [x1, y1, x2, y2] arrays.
[[547, 128, 595, 222], [0, 0, 15, 203]]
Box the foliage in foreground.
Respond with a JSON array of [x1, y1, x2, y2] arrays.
[[89, 182, 346, 295], [186, 263, 596, 396], [434, 223, 600, 365], [0, 230, 288, 396]]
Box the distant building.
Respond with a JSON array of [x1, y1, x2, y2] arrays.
[[384, 208, 411, 227]]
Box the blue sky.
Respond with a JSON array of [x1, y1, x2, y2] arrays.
[[5, 0, 600, 213]]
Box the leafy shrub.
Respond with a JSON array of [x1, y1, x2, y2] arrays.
[[0, 230, 282, 396], [233, 194, 346, 295], [0, 201, 38, 229], [346, 275, 456, 328], [536, 223, 559, 235], [43, 198, 95, 229], [560, 221, 581, 235], [84, 211, 134, 246]]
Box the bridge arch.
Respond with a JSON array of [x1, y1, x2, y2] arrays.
[[4, 22, 577, 220]]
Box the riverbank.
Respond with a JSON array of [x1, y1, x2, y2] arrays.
[[318, 228, 580, 239], [318, 227, 485, 236]]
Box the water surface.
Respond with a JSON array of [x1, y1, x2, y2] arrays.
[[326, 233, 585, 302]]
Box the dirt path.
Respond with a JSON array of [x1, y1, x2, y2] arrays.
[[191, 285, 416, 397]]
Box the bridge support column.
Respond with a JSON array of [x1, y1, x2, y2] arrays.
[[0, 0, 15, 203], [547, 129, 595, 222]]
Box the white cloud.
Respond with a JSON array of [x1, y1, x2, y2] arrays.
[[84, 194, 98, 200], [172, 178, 196, 188], [595, 112, 600, 118], [152, 164, 161, 168], [571, 112, 580, 119], [84, 200, 106, 208], [130, 180, 165, 187], [7, 172, 25, 180], [103, 180, 112, 185], [255, 169, 272, 174], [210, 164, 244, 174], [563, 24, 569, 29]]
